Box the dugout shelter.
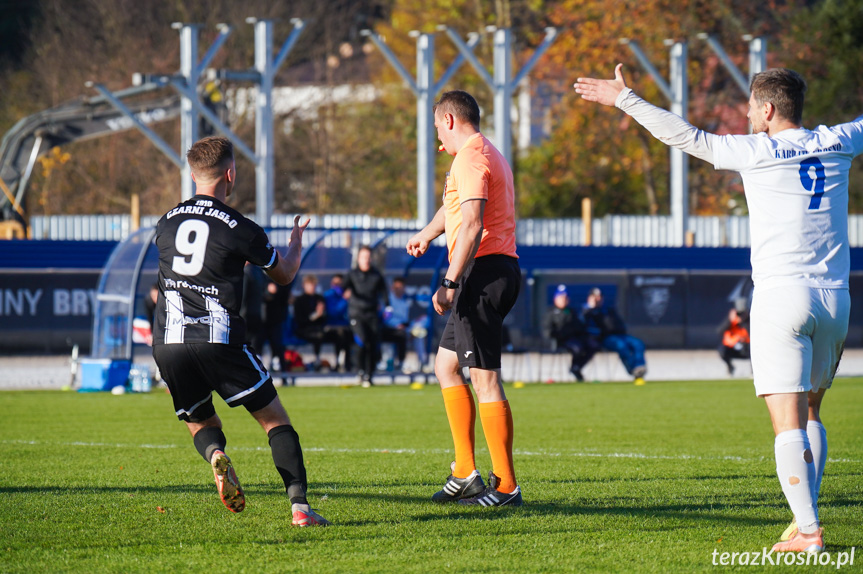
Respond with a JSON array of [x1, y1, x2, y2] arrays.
[[11, 228, 863, 389]]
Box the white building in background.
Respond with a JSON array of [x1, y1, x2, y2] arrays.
[[228, 84, 379, 132]]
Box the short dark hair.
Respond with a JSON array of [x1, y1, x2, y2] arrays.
[[357, 244, 372, 254], [750, 68, 807, 125], [433, 90, 481, 129], [392, 276, 406, 286], [187, 136, 234, 182]]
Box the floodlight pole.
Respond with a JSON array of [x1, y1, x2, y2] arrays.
[[415, 32, 436, 226], [443, 26, 558, 167], [253, 18, 305, 226], [252, 18, 276, 226], [175, 23, 233, 199], [177, 23, 201, 201], [125, 23, 232, 200], [360, 28, 479, 224], [213, 18, 305, 225], [746, 36, 768, 81], [621, 39, 688, 246], [493, 29, 513, 163]]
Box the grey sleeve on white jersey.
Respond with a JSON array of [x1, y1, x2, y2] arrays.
[[615, 88, 717, 165]]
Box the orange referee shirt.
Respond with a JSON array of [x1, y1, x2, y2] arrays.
[[443, 133, 518, 261]]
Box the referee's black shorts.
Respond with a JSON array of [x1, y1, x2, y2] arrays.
[[439, 254, 521, 369], [153, 343, 278, 422]]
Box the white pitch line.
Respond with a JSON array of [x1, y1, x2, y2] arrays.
[[2, 439, 859, 464]]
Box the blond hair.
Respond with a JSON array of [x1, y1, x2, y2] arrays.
[[186, 136, 234, 182]]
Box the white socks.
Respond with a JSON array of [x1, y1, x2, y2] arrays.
[[774, 429, 818, 534], [806, 420, 828, 506]]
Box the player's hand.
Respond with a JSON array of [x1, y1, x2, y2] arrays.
[[433, 286, 455, 315], [290, 215, 311, 246], [573, 63, 628, 107], [406, 233, 430, 258], [269, 216, 309, 285]]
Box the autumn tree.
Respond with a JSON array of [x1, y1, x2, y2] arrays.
[[516, 0, 813, 218]]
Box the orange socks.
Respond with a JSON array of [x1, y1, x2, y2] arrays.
[[441, 385, 476, 477], [442, 387, 518, 493], [479, 400, 517, 493]]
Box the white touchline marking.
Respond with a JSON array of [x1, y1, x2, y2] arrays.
[[2, 439, 859, 464]]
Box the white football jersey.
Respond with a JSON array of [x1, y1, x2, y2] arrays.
[[616, 89, 863, 289], [712, 122, 863, 289]]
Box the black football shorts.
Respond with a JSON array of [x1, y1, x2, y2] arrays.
[[439, 254, 521, 369], [153, 343, 277, 422]]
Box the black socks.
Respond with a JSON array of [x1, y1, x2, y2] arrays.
[[193, 424, 309, 505], [193, 426, 227, 463], [268, 424, 308, 505]]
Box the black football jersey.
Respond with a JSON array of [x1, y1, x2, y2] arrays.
[[152, 195, 277, 346]]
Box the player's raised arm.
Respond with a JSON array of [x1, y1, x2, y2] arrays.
[[266, 215, 310, 285], [574, 63, 717, 165], [573, 63, 628, 106]]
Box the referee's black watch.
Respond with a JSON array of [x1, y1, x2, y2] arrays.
[[441, 278, 459, 289]]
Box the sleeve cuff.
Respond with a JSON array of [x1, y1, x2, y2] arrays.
[[261, 250, 278, 270], [614, 87, 634, 109]]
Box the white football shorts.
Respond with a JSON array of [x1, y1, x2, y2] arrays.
[[750, 285, 849, 396]]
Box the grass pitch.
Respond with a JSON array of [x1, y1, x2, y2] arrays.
[[2, 378, 862, 573]]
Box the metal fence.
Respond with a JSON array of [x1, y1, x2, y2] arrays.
[[25, 213, 863, 248]]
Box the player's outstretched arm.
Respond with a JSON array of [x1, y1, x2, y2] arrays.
[[573, 64, 627, 107], [575, 63, 717, 165], [266, 215, 310, 285]]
